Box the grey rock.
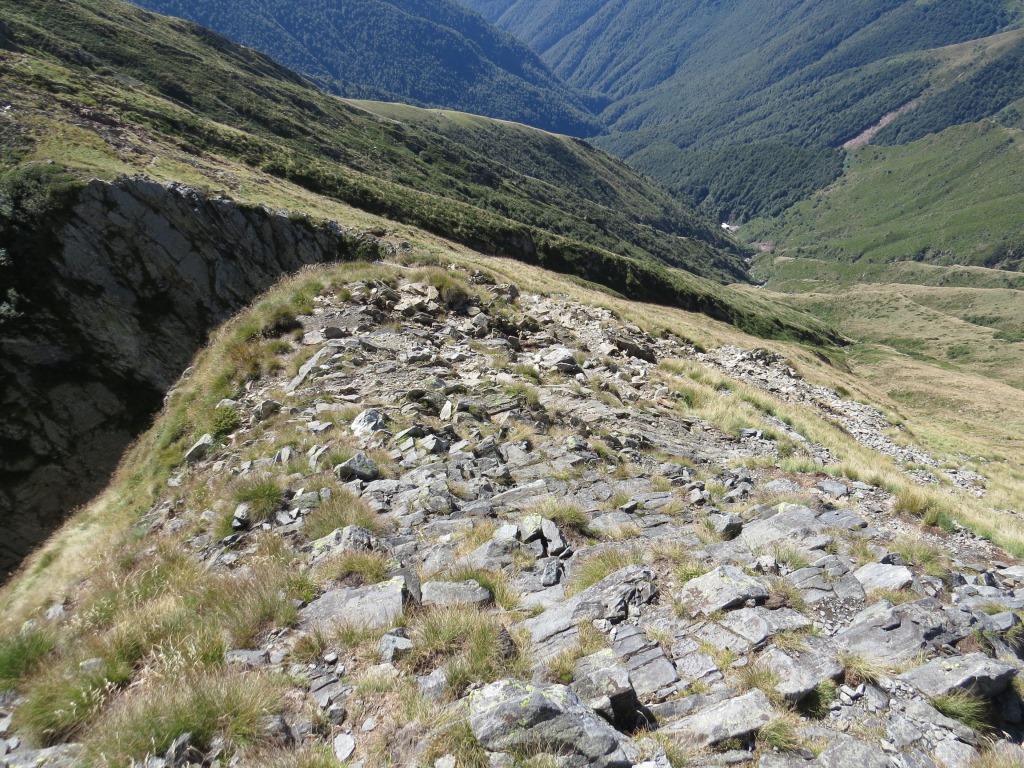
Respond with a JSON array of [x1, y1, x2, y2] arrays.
[[379, 630, 414, 662], [185, 433, 214, 463], [345, 413, 386, 443], [469, 680, 637, 768], [899, 653, 1016, 698], [335, 452, 380, 481], [254, 399, 281, 420], [706, 511, 743, 538], [718, 607, 812, 647], [678, 566, 768, 616], [333, 733, 356, 761], [740, 503, 824, 551], [854, 562, 914, 592], [572, 648, 641, 729], [662, 689, 774, 747], [816, 480, 849, 498], [518, 565, 657, 661], [300, 576, 408, 630], [541, 558, 563, 587], [759, 638, 843, 702], [933, 740, 978, 768], [421, 579, 492, 607], [813, 736, 890, 768], [1, 744, 83, 768]]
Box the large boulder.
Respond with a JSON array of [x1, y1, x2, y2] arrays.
[[469, 680, 637, 768], [572, 649, 642, 730]]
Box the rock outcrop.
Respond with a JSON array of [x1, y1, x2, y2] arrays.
[[0, 177, 390, 575]]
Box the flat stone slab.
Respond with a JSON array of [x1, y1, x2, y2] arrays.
[[739, 504, 824, 551], [469, 680, 636, 768], [421, 579, 492, 607], [899, 652, 1017, 698], [678, 565, 768, 617], [300, 576, 407, 630], [854, 562, 914, 592], [662, 689, 774, 747]]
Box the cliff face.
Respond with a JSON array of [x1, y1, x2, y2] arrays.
[[0, 177, 389, 575]]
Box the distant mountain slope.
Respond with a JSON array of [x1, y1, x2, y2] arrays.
[[465, 0, 1024, 220], [131, 0, 600, 135], [746, 120, 1024, 271]]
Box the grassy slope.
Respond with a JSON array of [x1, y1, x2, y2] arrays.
[[746, 121, 1024, 268], [0, 0, 843, 346]]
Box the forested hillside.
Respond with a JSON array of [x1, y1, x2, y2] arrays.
[[465, 0, 1024, 221], [131, 0, 599, 135]]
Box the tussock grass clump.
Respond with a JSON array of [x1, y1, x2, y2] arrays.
[[893, 535, 949, 578], [769, 543, 811, 572], [932, 690, 993, 733], [799, 679, 839, 719], [407, 606, 526, 696], [766, 577, 807, 613], [531, 501, 595, 539], [0, 625, 57, 691], [232, 475, 283, 523], [757, 713, 805, 753], [869, 587, 919, 606], [303, 488, 384, 539], [315, 551, 391, 587], [513, 362, 542, 383], [736, 660, 783, 706], [83, 669, 284, 766], [564, 548, 645, 596], [839, 651, 889, 687], [422, 720, 490, 768]]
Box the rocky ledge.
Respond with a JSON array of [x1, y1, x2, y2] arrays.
[[5, 267, 1023, 767]]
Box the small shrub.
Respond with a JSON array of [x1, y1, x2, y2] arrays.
[[209, 406, 241, 439]]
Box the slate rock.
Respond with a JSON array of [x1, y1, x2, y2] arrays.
[[185, 433, 213, 463], [518, 565, 657, 661], [421, 579, 492, 607], [854, 562, 914, 592], [469, 680, 637, 768], [351, 409, 386, 436], [718, 607, 812, 647], [300, 576, 407, 630], [678, 566, 768, 617], [571, 648, 641, 730], [662, 689, 774, 747], [335, 452, 380, 481], [759, 638, 843, 702], [898, 653, 1016, 698]]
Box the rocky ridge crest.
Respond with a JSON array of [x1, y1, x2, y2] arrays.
[[4, 268, 1024, 768]]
